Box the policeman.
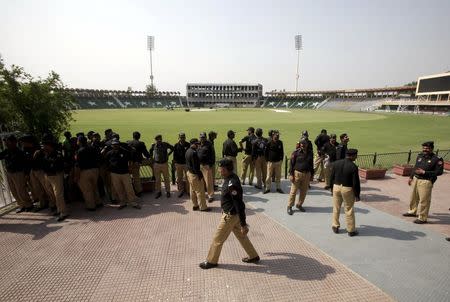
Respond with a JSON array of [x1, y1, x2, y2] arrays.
[[199, 158, 259, 269], [322, 134, 339, 189], [185, 138, 209, 211], [208, 131, 218, 190], [127, 131, 151, 196], [222, 130, 241, 174], [403, 141, 444, 224], [198, 132, 215, 202], [264, 130, 284, 194], [330, 149, 361, 236], [239, 127, 256, 185], [74, 136, 102, 211], [251, 128, 268, 190], [104, 139, 141, 210], [313, 129, 329, 182], [173, 132, 191, 197], [336, 133, 350, 160], [42, 138, 69, 221], [287, 139, 314, 214], [149, 134, 174, 199], [301, 130, 313, 154], [0, 135, 34, 213]]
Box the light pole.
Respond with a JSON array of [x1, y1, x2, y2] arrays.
[[295, 35, 303, 92], [147, 36, 155, 88]]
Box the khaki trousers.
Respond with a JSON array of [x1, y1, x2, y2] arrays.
[[7, 172, 33, 208], [130, 162, 142, 194], [186, 171, 207, 210], [99, 165, 115, 201], [200, 164, 214, 197], [78, 168, 102, 209], [407, 177, 433, 222], [314, 154, 324, 180], [153, 162, 170, 193], [323, 164, 332, 187], [30, 170, 49, 207], [175, 163, 189, 193], [241, 154, 255, 185], [265, 161, 282, 190], [46, 173, 68, 216], [110, 173, 138, 206], [225, 156, 238, 174], [332, 185, 355, 232], [288, 171, 311, 207], [207, 213, 259, 264], [254, 156, 267, 188]]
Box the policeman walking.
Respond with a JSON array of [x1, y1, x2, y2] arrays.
[[199, 158, 259, 269], [403, 141, 443, 224], [287, 139, 313, 214], [173, 132, 190, 197], [149, 134, 174, 199], [127, 131, 151, 196], [185, 138, 209, 211], [239, 127, 256, 185], [222, 130, 241, 174], [264, 130, 284, 194], [330, 149, 361, 236]]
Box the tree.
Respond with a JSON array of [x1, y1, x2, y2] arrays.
[[0, 56, 75, 140], [404, 81, 417, 87], [145, 84, 157, 96]]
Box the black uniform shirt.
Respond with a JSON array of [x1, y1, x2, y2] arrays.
[[31, 149, 46, 171], [410, 152, 444, 183], [221, 173, 247, 227], [314, 134, 330, 152], [289, 149, 314, 175], [105, 148, 130, 174], [23, 146, 39, 173], [128, 139, 151, 163], [322, 142, 338, 162], [198, 140, 215, 166], [336, 143, 348, 161], [222, 138, 239, 157], [173, 141, 190, 164], [185, 147, 202, 176], [265, 140, 284, 162], [42, 150, 65, 176], [240, 134, 256, 155], [76, 146, 99, 170], [251, 137, 268, 158], [330, 158, 361, 198], [149, 142, 174, 164], [0, 148, 26, 173]]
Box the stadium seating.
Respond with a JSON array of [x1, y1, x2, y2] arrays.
[[319, 98, 386, 112]]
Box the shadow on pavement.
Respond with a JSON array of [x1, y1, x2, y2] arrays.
[[218, 251, 335, 281], [362, 193, 400, 202], [303, 206, 370, 214], [0, 220, 63, 240], [358, 225, 426, 240], [428, 212, 450, 226]]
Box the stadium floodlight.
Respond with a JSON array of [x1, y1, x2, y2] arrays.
[[295, 35, 303, 92], [147, 36, 155, 87]]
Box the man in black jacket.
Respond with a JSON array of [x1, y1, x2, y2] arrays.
[[264, 131, 284, 194], [314, 129, 329, 182], [222, 130, 241, 174], [287, 140, 313, 214], [198, 132, 215, 202], [173, 132, 191, 197], [185, 138, 208, 211], [149, 134, 174, 199], [199, 158, 259, 269], [127, 131, 151, 196], [330, 149, 361, 236], [251, 128, 267, 190], [239, 127, 256, 185], [322, 134, 338, 189], [336, 133, 350, 161]]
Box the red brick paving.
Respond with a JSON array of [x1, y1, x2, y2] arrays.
[[361, 172, 450, 236], [0, 187, 392, 302]]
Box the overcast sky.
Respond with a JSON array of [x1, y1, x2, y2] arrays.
[[1, 0, 449, 93]]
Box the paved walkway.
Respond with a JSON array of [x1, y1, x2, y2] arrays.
[[0, 172, 449, 301]]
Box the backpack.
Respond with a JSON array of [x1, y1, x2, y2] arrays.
[[255, 138, 267, 156]]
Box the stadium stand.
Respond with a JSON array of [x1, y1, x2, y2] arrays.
[[319, 97, 387, 112]]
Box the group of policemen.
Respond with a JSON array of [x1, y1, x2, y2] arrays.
[[0, 128, 445, 248]]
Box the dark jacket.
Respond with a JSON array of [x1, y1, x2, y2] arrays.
[[149, 142, 174, 164], [322, 142, 338, 163], [42, 150, 65, 176], [240, 134, 256, 155], [221, 173, 247, 227], [127, 139, 151, 163], [330, 158, 361, 198], [105, 148, 131, 174], [265, 140, 284, 162], [222, 138, 239, 157], [289, 148, 314, 176], [314, 134, 330, 154], [76, 146, 100, 170], [185, 147, 202, 176], [410, 152, 444, 183], [198, 140, 215, 166], [173, 141, 190, 164], [0, 148, 26, 173]]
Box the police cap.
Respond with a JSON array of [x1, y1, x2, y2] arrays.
[[189, 138, 199, 145], [111, 138, 120, 145], [422, 141, 434, 149], [346, 148, 358, 156], [199, 132, 207, 138], [247, 127, 255, 132], [329, 134, 337, 139], [154, 134, 162, 140], [302, 130, 309, 137], [218, 158, 234, 171]]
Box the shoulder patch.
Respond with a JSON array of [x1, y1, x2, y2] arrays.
[[231, 190, 238, 196], [438, 160, 443, 165]]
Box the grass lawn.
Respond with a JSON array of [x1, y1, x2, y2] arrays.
[[70, 108, 450, 156]]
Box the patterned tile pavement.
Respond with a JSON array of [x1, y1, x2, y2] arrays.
[[0, 186, 392, 302]]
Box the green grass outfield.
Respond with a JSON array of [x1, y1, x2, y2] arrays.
[[70, 108, 450, 156]]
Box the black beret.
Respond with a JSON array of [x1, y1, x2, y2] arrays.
[[346, 148, 358, 156], [189, 138, 199, 145], [155, 134, 162, 140], [247, 127, 255, 132], [422, 141, 434, 148]]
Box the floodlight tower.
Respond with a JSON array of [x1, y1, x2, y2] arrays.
[[147, 36, 155, 87], [295, 35, 303, 92]]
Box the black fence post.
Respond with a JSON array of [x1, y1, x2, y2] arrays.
[[171, 161, 176, 185], [372, 153, 377, 167], [284, 156, 288, 179], [407, 150, 411, 164]]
